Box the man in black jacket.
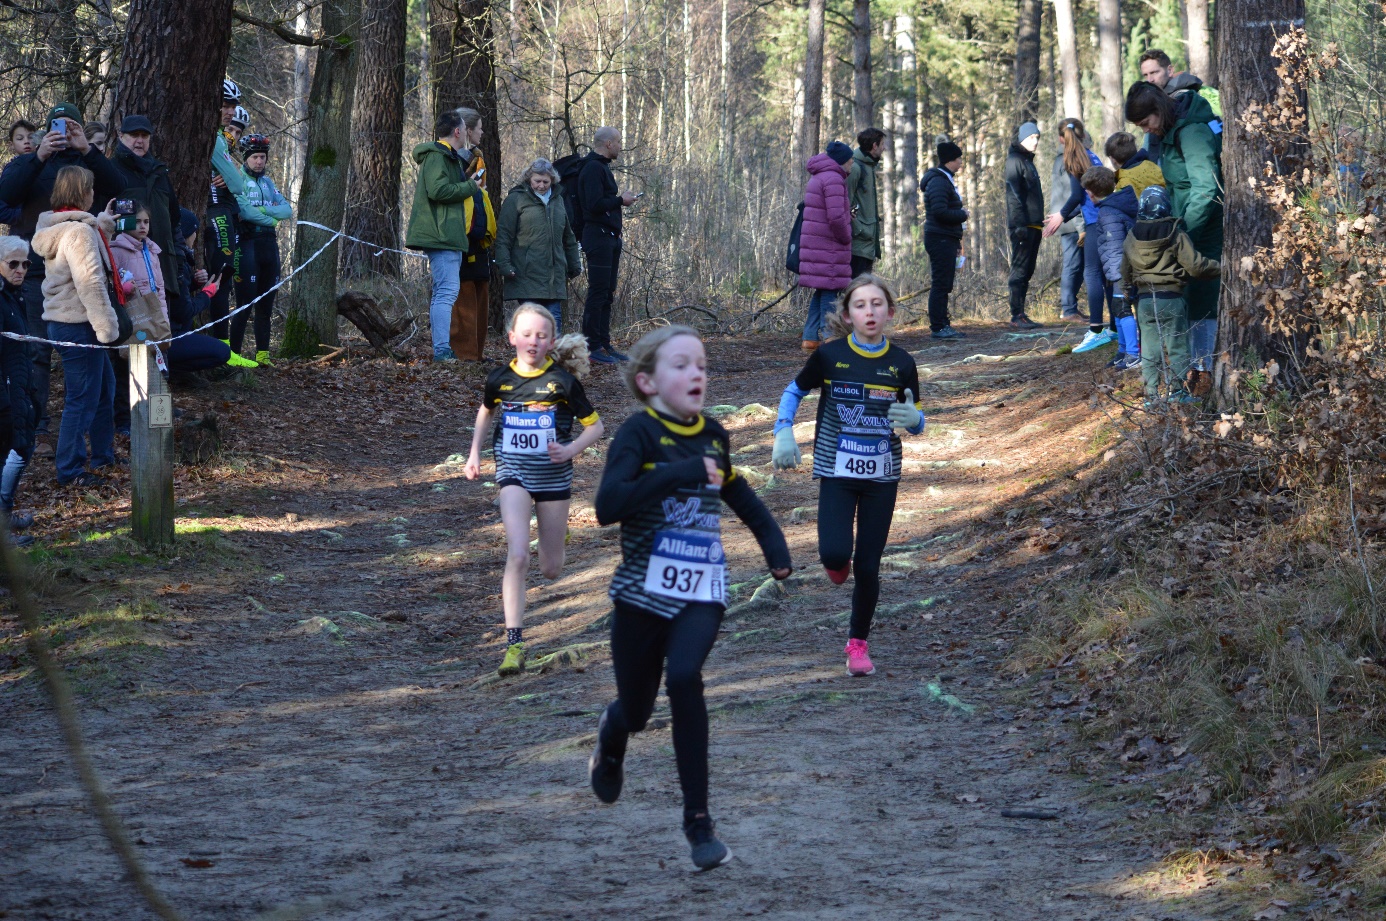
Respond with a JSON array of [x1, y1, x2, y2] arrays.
[[578, 126, 637, 364], [920, 139, 969, 340], [0, 102, 126, 455], [1003, 121, 1045, 329]]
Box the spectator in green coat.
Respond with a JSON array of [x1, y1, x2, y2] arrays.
[[494, 158, 582, 331], [405, 108, 481, 361], [847, 127, 885, 277], [1126, 81, 1223, 395]]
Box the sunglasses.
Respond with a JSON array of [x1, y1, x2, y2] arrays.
[[5, 260, 29, 270]]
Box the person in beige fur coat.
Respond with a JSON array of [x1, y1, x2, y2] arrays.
[[29, 165, 126, 487]]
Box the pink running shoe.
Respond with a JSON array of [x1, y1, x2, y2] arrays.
[[844, 638, 875, 676], [825, 562, 851, 585]]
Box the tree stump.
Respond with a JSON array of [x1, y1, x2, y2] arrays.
[[336, 290, 410, 355]]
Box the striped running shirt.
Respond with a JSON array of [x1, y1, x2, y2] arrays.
[[794, 336, 921, 483], [483, 357, 599, 496]]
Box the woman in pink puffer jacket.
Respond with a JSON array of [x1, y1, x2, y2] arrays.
[[796, 141, 855, 351]]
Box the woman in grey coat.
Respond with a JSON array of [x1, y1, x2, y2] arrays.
[[1050, 128, 1087, 321], [494, 158, 582, 330]]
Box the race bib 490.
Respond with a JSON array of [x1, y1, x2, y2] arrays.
[[644, 529, 726, 602], [834, 433, 892, 478], [502, 411, 556, 454]]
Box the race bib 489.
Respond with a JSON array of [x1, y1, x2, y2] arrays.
[[834, 433, 892, 478]]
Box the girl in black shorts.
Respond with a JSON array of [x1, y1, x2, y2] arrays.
[[587, 325, 791, 871], [465, 303, 605, 676]]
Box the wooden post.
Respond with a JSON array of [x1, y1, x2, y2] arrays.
[[129, 343, 174, 548]]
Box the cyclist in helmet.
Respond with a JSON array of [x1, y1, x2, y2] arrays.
[[205, 77, 256, 365], [232, 133, 291, 365]]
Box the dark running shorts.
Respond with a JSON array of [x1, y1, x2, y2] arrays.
[[496, 478, 571, 503]]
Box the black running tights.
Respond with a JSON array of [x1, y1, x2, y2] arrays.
[[818, 476, 899, 641], [602, 600, 722, 821]]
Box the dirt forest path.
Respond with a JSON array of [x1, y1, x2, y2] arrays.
[[2, 321, 1217, 920]]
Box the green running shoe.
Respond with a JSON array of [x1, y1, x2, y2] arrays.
[[255, 350, 274, 367], [498, 642, 526, 676], [225, 351, 259, 369]]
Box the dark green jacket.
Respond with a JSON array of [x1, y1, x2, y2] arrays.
[[494, 183, 582, 302], [848, 148, 882, 260], [1120, 217, 1221, 296], [405, 141, 479, 252], [1158, 91, 1223, 322]]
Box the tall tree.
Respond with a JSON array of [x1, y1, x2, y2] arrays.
[[1185, 0, 1215, 85], [343, 0, 407, 278], [1012, 0, 1042, 122], [282, 0, 363, 357], [895, 11, 918, 244], [802, 0, 827, 159], [852, 0, 872, 132], [1211, 0, 1307, 405], [430, 0, 503, 327], [1053, 0, 1082, 117], [1097, 0, 1123, 139], [109, 0, 234, 223]]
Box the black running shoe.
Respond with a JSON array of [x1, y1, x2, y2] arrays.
[[588, 708, 625, 804], [683, 815, 733, 871]]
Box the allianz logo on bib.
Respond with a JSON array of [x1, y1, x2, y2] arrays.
[[654, 532, 724, 563], [661, 496, 721, 530], [840, 435, 891, 455], [503, 412, 553, 429]]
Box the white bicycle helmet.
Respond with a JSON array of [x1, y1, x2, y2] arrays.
[[230, 105, 250, 131], [222, 78, 242, 104]]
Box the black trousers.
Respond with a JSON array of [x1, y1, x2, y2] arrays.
[[1007, 226, 1042, 320], [580, 228, 622, 352], [20, 271, 50, 435], [818, 476, 898, 641], [602, 600, 722, 821], [923, 233, 960, 332], [850, 255, 874, 279], [204, 207, 239, 341], [232, 232, 281, 354]]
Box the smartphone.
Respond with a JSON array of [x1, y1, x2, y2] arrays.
[[473, 167, 486, 180], [51, 117, 65, 136], [115, 198, 136, 215], [634, 191, 646, 200], [219, 264, 235, 283]]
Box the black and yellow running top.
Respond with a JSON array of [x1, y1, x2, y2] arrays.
[[793, 336, 921, 482], [482, 357, 599, 495], [595, 407, 791, 619]]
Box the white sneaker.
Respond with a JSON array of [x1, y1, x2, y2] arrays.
[[1072, 329, 1116, 354]]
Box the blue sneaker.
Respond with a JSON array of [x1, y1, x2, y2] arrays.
[[608, 348, 629, 362], [1072, 329, 1116, 354], [433, 348, 458, 363], [590, 347, 618, 365]]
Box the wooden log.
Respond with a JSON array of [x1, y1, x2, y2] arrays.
[[336, 290, 409, 355], [129, 343, 175, 548]]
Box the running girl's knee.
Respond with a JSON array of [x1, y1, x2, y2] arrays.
[[507, 544, 531, 570], [665, 665, 705, 702], [539, 555, 563, 580]]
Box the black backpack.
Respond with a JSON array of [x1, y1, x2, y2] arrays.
[[554, 150, 593, 236], [785, 201, 806, 273]]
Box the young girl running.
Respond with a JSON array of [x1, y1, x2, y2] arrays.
[[465, 303, 605, 676], [588, 325, 791, 871], [771, 274, 924, 677]]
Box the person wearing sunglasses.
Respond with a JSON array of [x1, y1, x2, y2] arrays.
[[0, 236, 35, 542]]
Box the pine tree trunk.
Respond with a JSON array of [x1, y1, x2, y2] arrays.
[[895, 12, 918, 248], [343, 0, 407, 278], [109, 0, 234, 225], [1013, 0, 1042, 123], [287, 6, 313, 203], [282, 0, 362, 357], [1211, 0, 1307, 406], [852, 0, 872, 133], [1053, 0, 1082, 117], [1098, 0, 1123, 140], [802, 0, 827, 161], [1185, 0, 1215, 85], [430, 0, 504, 331]]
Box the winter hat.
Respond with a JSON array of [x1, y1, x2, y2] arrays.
[[1017, 122, 1040, 144], [936, 140, 963, 164], [1137, 186, 1173, 221], [826, 141, 854, 165], [45, 102, 81, 130], [179, 207, 199, 242]]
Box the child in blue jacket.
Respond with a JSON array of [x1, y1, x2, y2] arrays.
[[1082, 166, 1140, 371]]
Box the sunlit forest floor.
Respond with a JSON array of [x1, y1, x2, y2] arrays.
[[2, 306, 1273, 919]]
